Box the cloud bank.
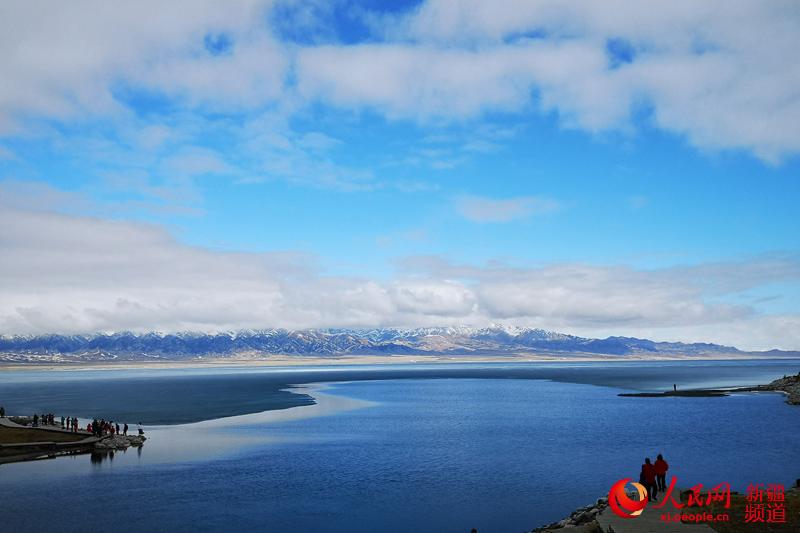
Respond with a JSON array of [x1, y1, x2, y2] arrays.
[[2, 200, 799, 351], [0, 0, 798, 161]]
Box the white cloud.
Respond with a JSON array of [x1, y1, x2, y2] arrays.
[[0, 0, 282, 131], [134, 124, 177, 152], [135, 34, 287, 109], [162, 146, 235, 178], [298, 0, 800, 161], [1, 198, 799, 350], [390, 281, 478, 317], [456, 195, 560, 222], [297, 132, 341, 151], [297, 42, 609, 122], [0, 1, 797, 161]]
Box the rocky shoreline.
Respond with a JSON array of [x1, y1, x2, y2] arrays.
[[732, 373, 800, 404], [529, 497, 608, 532], [94, 433, 147, 451], [619, 372, 800, 405]]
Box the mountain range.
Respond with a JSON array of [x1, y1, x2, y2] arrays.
[[1, 326, 798, 363]]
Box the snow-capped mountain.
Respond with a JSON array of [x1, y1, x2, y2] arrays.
[[1, 326, 797, 363]]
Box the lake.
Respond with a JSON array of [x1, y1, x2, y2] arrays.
[[1, 359, 799, 532]]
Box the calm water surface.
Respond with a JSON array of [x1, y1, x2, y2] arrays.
[[1, 359, 799, 532]]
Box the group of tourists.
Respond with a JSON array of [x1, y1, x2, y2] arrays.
[[88, 419, 128, 437], [31, 413, 80, 432], [2, 407, 144, 439], [32, 412, 58, 427], [639, 453, 670, 501], [26, 412, 138, 438], [61, 416, 81, 432]]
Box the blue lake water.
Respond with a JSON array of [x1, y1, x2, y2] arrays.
[[1, 359, 799, 532]]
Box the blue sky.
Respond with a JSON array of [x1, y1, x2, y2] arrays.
[[1, 1, 799, 349]]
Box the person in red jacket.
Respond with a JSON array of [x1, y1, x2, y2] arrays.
[[654, 454, 669, 491], [641, 457, 658, 501]]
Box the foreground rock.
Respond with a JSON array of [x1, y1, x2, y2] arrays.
[[94, 434, 147, 451], [530, 497, 607, 532]]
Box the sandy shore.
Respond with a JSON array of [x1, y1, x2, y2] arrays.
[[0, 352, 771, 372]]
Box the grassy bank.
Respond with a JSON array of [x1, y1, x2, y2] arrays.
[[0, 426, 86, 445]]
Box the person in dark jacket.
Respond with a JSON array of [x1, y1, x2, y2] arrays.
[[641, 458, 658, 501], [654, 454, 669, 491]]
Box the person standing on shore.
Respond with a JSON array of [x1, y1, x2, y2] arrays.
[[123, 423, 128, 436], [654, 454, 669, 491], [641, 458, 658, 501]]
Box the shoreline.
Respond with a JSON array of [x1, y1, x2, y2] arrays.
[[618, 373, 800, 405], [0, 353, 793, 372], [534, 481, 800, 532], [0, 382, 372, 466], [0, 418, 146, 465]]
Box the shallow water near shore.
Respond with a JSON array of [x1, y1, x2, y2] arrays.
[[1, 359, 799, 532], [2, 358, 798, 423]]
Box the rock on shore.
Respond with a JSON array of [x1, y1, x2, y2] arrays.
[[530, 497, 607, 532], [94, 434, 146, 451]]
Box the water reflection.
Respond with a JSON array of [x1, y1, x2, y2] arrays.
[[90, 450, 114, 465], [0, 383, 374, 479], [137, 383, 375, 463]]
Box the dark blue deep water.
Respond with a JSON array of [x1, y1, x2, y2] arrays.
[[1, 360, 799, 532]]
